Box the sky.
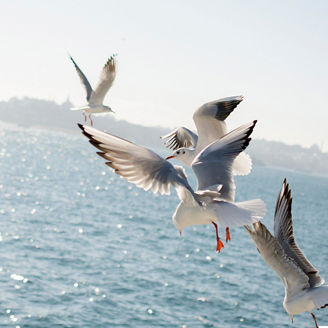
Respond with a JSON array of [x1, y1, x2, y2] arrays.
[[1, 0, 328, 150]]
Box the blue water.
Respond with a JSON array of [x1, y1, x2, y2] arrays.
[[0, 123, 328, 328]]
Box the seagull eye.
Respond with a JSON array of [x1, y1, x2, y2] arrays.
[[177, 151, 180, 155], [183, 151, 185, 154]]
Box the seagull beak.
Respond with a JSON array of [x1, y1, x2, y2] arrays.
[[166, 155, 175, 160]]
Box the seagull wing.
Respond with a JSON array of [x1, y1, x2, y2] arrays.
[[89, 55, 117, 105], [70, 56, 93, 101], [191, 120, 256, 201], [193, 96, 243, 153], [246, 222, 310, 298], [161, 127, 198, 150], [274, 179, 324, 287], [78, 124, 197, 201]]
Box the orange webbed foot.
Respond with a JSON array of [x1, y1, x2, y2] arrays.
[[226, 227, 231, 243], [216, 239, 224, 252]]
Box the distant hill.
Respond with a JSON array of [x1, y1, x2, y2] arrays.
[[1, 97, 328, 177]]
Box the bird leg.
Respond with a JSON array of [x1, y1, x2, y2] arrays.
[[83, 111, 87, 122], [226, 227, 231, 242], [89, 113, 93, 126], [212, 221, 224, 252], [311, 313, 319, 328]]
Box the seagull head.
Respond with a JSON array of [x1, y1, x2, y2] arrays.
[[165, 147, 193, 165], [103, 105, 115, 113]]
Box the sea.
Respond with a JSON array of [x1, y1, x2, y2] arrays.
[[0, 122, 328, 328]]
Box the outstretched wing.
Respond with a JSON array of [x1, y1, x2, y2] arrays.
[[193, 96, 243, 153], [192, 120, 256, 201], [246, 222, 310, 298], [78, 124, 196, 201], [70, 56, 93, 101], [89, 55, 117, 105], [274, 179, 324, 287], [161, 127, 198, 150]]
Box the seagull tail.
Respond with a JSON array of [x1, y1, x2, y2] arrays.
[[232, 152, 252, 176], [236, 199, 267, 221]]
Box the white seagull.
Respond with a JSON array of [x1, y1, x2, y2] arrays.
[[246, 179, 328, 328], [70, 54, 117, 126], [162, 96, 252, 176], [78, 120, 266, 252]]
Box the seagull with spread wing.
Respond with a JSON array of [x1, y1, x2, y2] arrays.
[[78, 120, 266, 252], [161, 96, 252, 176], [246, 179, 328, 328], [70, 54, 117, 126]]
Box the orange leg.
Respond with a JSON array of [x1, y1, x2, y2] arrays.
[[212, 221, 224, 252], [226, 227, 231, 242], [89, 113, 93, 126], [83, 111, 87, 122]]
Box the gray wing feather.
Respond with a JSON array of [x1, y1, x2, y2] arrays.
[[246, 222, 310, 297], [70, 56, 93, 101], [78, 124, 196, 201], [89, 55, 117, 105], [274, 179, 324, 287], [192, 120, 256, 201], [193, 96, 243, 153], [161, 127, 198, 150]]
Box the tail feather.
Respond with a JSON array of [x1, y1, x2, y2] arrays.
[[214, 199, 266, 227], [232, 152, 252, 176]]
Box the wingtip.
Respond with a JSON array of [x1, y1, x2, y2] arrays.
[[77, 123, 84, 131]]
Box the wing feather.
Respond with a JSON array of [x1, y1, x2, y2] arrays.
[[274, 179, 324, 287], [70, 56, 93, 101], [78, 124, 196, 201], [192, 120, 257, 201], [89, 55, 117, 105], [193, 96, 243, 153], [161, 127, 198, 150], [246, 222, 310, 298]]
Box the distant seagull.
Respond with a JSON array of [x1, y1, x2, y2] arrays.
[[70, 54, 117, 126], [246, 179, 328, 328], [78, 120, 266, 252], [161, 96, 252, 176]]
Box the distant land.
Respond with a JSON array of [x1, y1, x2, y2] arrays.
[[1, 97, 328, 177]]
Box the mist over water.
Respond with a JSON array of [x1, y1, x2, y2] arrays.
[[0, 125, 328, 327]]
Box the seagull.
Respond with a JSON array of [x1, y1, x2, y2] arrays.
[[161, 96, 252, 176], [246, 179, 328, 328], [70, 54, 117, 126], [78, 120, 266, 252]]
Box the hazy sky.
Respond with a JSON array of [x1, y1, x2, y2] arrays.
[[1, 0, 327, 150]]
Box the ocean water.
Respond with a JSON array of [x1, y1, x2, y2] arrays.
[[0, 123, 328, 328]]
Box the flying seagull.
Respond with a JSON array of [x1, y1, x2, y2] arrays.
[[161, 96, 252, 176], [70, 54, 117, 126], [246, 179, 328, 328], [78, 120, 266, 252]]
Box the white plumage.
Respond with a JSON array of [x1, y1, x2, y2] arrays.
[[79, 121, 266, 252], [161, 96, 252, 176], [70, 55, 117, 125]]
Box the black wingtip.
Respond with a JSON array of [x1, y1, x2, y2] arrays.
[[77, 123, 84, 131]]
